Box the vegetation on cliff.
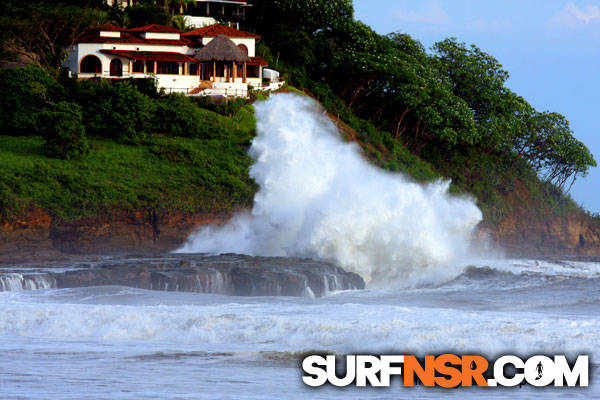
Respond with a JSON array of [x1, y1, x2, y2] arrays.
[[0, 0, 598, 235], [248, 0, 597, 224]]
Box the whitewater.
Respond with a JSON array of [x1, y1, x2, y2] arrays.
[[178, 94, 483, 286], [0, 94, 598, 399]]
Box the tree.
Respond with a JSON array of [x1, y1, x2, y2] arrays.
[[0, 3, 108, 69], [0, 66, 62, 135], [68, 80, 156, 143], [38, 101, 89, 160], [513, 111, 596, 190]]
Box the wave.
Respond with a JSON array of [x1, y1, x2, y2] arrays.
[[177, 94, 483, 287], [0, 287, 596, 358]]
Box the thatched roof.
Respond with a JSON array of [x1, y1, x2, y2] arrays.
[[195, 35, 250, 62]]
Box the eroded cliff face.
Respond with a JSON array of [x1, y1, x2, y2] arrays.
[[487, 209, 600, 257], [480, 180, 600, 257], [0, 208, 233, 263], [2, 204, 599, 262]]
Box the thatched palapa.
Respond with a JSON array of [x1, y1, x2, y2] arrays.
[[195, 34, 250, 62]]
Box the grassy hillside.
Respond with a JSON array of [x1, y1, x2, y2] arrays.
[[0, 135, 256, 220]]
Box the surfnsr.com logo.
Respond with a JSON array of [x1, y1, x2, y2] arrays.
[[302, 354, 589, 388]]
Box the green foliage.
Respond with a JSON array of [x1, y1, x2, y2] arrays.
[[193, 97, 247, 116], [0, 135, 256, 220], [126, 3, 172, 27], [154, 94, 219, 138], [0, 2, 108, 69], [67, 79, 156, 143], [38, 101, 89, 160], [125, 76, 161, 98], [0, 66, 62, 135]]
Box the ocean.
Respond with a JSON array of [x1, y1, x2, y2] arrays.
[[0, 257, 598, 399]]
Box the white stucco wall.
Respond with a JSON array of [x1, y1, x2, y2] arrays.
[[154, 74, 200, 93], [63, 38, 264, 96], [143, 32, 181, 40], [100, 31, 121, 38], [183, 16, 216, 28]]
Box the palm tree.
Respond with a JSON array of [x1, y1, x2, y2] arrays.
[[172, 15, 191, 31], [163, 0, 194, 14]]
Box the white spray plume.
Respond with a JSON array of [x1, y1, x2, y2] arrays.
[[177, 94, 483, 286]]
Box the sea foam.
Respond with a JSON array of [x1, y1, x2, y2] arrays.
[[177, 94, 483, 286]]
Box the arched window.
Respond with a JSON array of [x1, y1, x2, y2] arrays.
[[110, 58, 123, 77], [79, 55, 102, 74], [237, 44, 248, 56]]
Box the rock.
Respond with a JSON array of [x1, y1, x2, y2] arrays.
[[0, 254, 366, 297]]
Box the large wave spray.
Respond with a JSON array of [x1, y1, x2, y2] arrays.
[[177, 94, 483, 286]]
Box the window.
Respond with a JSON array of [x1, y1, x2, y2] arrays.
[[80, 55, 102, 73], [237, 44, 248, 56], [189, 63, 198, 75], [247, 65, 260, 78], [157, 61, 179, 75], [146, 61, 154, 73], [132, 60, 144, 73]]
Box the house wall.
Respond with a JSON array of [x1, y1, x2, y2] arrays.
[[63, 43, 200, 93], [62, 35, 265, 96], [100, 31, 121, 38], [183, 15, 217, 28], [143, 32, 181, 40], [153, 74, 200, 93]]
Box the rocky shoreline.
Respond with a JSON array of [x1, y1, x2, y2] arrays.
[[0, 254, 365, 297]]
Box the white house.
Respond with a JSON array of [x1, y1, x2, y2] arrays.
[[62, 23, 281, 97]]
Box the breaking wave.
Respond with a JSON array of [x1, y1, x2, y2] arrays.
[[178, 94, 483, 286]]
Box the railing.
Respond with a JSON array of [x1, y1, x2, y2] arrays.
[[191, 87, 249, 98], [163, 87, 194, 94]]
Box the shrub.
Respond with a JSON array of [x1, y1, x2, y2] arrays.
[[192, 96, 247, 116], [126, 76, 161, 98], [68, 79, 155, 143], [154, 94, 207, 137], [154, 94, 243, 139], [38, 101, 89, 159], [0, 66, 62, 135]]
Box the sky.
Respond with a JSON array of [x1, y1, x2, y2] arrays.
[[353, 0, 600, 213]]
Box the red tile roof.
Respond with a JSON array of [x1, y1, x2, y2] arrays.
[[99, 50, 197, 62], [248, 56, 268, 66], [127, 24, 183, 33], [183, 24, 260, 39], [73, 32, 192, 46], [88, 24, 124, 32]]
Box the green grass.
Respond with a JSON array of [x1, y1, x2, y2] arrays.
[[0, 134, 256, 220]]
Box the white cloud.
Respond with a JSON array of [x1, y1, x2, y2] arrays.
[[555, 2, 600, 26], [393, 0, 449, 24]]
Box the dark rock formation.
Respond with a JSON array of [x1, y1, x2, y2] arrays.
[[0, 254, 365, 297]]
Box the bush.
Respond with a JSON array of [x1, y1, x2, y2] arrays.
[[0, 66, 62, 135], [38, 101, 89, 159], [154, 94, 249, 139], [68, 79, 155, 143], [154, 94, 208, 137], [192, 96, 247, 116], [126, 77, 161, 99]]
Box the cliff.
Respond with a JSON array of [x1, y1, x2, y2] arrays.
[[0, 207, 232, 263], [2, 199, 600, 264]]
